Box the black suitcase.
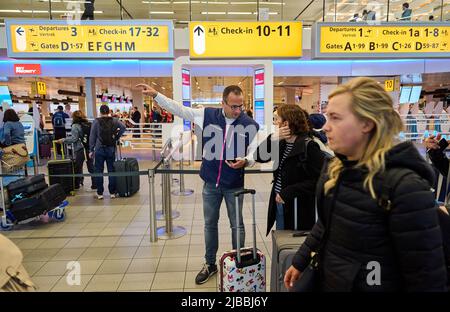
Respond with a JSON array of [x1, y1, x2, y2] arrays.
[[7, 174, 48, 200], [40, 184, 67, 209], [114, 158, 139, 197], [48, 159, 75, 195], [9, 184, 66, 222], [9, 197, 46, 221], [48, 141, 75, 195]]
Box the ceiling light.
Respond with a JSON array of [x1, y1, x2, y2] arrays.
[[149, 11, 174, 14], [228, 12, 253, 15], [201, 11, 226, 14], [51, 10, 103, 13], [152, 82, 158, 85], [253, 12, 278, 15], [21, 10, 50, 13], [0, 9, 21, 13]]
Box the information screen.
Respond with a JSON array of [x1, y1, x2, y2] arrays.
[[399, 86, 412, 104], [409, 86, 422, 103], [0, 86, 13, 107]]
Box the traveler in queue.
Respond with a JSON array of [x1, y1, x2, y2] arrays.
[[136, 83, 260, 285], [254, 104, 325, 234], [1, 109, 25, 147], [55, 110, 95, 191], [284, 77, 447, 291], [52, 105, 69, 156], [89, 104, 126, 200]]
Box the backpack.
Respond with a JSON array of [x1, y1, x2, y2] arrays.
[[97, 117, 117, 147], [379, 168, 450, 286], [298, 137, 334, 164], [53, 113, 64, 128], [80, 122, 91, 150]]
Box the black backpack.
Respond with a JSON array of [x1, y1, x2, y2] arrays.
[[298, 137, 334, 165], [97, 117, 117, 147], [80, 122, 92, 150], [379, 168, 450, 286]]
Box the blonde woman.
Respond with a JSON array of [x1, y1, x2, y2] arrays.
[[284, 77, 447, 292]]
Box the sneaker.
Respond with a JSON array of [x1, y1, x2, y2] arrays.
[[96, 194, 104, 200], [195, 264, 217, 285], [110, 194, 117, 199]]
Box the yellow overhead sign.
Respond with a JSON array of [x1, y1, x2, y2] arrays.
[[189, 21, 302, 58], [384, 79, 394, 92], [6, 20, 174, 58], [31, 81, 46, 95], [314, 22, 450, 58]]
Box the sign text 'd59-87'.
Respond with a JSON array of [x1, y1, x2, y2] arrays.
[[315, 23, 450, 58]]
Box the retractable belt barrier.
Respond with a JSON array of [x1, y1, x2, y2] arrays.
[[0, 159, 272, 241]]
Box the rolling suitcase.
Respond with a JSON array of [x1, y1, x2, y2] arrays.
[[219, 189, 266, 292], [9, 184, 66, 222], [7, 174, 48, 201], [39, 144, 51, 159], [47, 141, 75, 195], [39, 184, 67, 210], [114, 144, 139, 197], [38, 132, 53, 159], [270, 198, 311, 292], [270, 231, 308, 292]]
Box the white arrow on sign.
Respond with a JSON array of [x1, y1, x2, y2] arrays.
[[193, 25, 205, 55], [15, 26, 26, 51]]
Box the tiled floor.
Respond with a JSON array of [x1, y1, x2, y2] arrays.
[[2, 161, 274, 292]]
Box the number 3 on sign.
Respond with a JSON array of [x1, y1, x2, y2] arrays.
[[384, 79, 394, 92]]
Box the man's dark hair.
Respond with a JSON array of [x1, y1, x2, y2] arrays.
[[222, 85, 243, 103], [100, 104, 110, 115], [403, 2, 409, 8], [57, 105, 64, 111], [3, 109, 20, 123]]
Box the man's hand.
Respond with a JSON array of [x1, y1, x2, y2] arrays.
[[275, 193, 285, 204], [55, 139, 64, 144], [135, 83, 158, 98], [89, 152, 94, 159], [225, 159, 247, 169], [284, 265, 302, 290], [271, 125, 291, 141], [424, 133, 441, 150]]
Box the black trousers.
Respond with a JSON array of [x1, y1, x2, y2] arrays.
[[74, 148, 96, 188], [54, 128, 66, 155]]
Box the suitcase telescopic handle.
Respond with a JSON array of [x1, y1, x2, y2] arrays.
[[234, 188, 257, 265], [233, 189, 256, 197]]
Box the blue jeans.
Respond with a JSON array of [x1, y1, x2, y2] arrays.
[[203, 182, 245, 265], [94, 146, 116, 196], [276, 202, 285, 230]]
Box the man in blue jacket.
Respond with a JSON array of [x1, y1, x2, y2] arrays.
[[137, 83, 260, 284]]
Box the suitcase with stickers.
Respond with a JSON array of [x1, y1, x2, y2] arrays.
[[219, 189, 266, 292]]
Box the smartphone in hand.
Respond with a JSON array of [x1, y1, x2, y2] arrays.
[[439, 138, 449, 151]]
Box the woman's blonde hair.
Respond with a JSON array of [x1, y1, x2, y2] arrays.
[[324, 77, 404, 199]]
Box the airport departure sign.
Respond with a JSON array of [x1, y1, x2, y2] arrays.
[[189, 21, 302, 58], [313, 22, 450, 58], [5, 20, 174, 58]]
